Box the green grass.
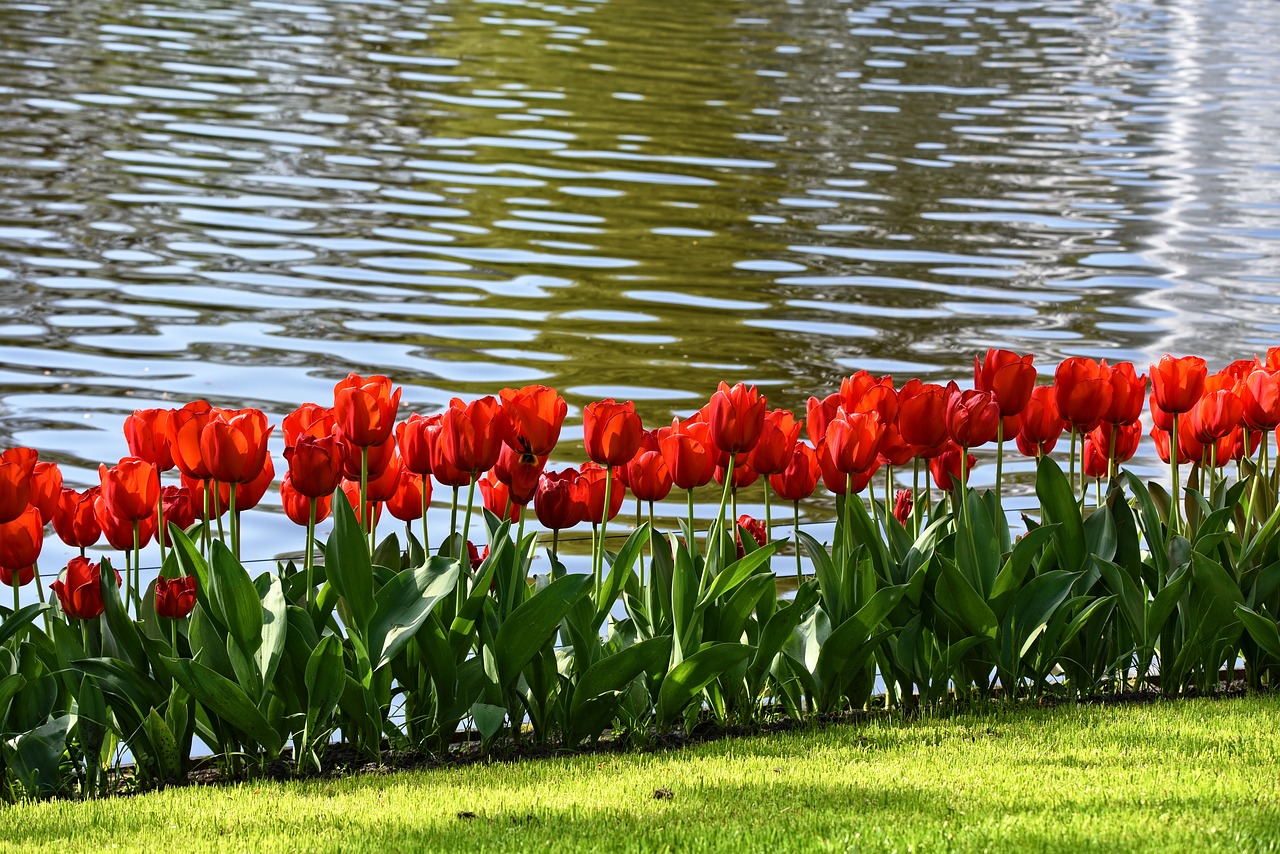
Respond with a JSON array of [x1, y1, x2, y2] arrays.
[[3, 696, 1279, 852]]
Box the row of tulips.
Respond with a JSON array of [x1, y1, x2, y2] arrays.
[[2, 350, 1280, 801]]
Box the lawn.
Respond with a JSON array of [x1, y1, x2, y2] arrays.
[[2, 696, 1278, 852]]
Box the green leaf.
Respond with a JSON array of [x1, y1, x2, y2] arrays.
[[815, 585, 907, 702], [990, 524, 1057, 616], [0, 603, 45, 649], [159, 656, 283, 757], [495, 573, 592, 691], [3, 714, 72, 798], [1037, 456, 1086, 571], [470, 702, 506, 743], [1009, 570, 1078, 660], [303, 635, 346, 751], [656, 642, 753, 728], [595, 523, 651, 629], [1146, 565, 1193, 648], [697, 543, 781, 610], [1236, 605, 1280, 661], [369, 557, 459, 670], [75, 657, 168, 714], [255, 573, 287, 701], [208, 540, 264, 657], [935, 560, 998, 639], [325, 488, 376, 635], [143, 708, 180, 782], [568, 636, 671, 744], [749, 581, 821, 692], [0, 673, 26, 722]]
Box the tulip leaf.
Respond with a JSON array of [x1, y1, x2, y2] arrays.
[[470, 701, 506, 744], [1009, 570, 1079, 660], [3, 714, 72, 798], [0, 603, 45, 649], [326, 489, 376, 635], [208, 540, 264, 658], [143, 708, 180, 782], [1036, 456, 1086, 572], [0, 673, 26, 723], [595, 523, 650, 630], [656, 642, 753, 729], [815, 585, 908, 701], [495, 573, 592, 692], [74, 657, 168, 717], [1236, 605, 1280, 661], [369, 557, 459, 671], [697, 542, 780, 610], [568, 636, 671, 745], [254, 572, 288, 701], [303, 635, 346, 757], [160, 656, 282, 758], [1146, 564, 1193, 648], [935, 560, 998, 640]]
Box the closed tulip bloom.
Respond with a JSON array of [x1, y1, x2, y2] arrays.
[[157, 485, 196, 547], [707, 382, 767, 454], [282, 403, 335, 446], [839, 371, 890, 410], [735, 515, 767, 558], [1241, 370, 1280, 430], [584, 399, 643, 466], [155, 575, 197, 619], [1101, 362, 1148, 425], [181, 472, 230, 518], [168, 400, 215, 481], [748, 409, 802, 475], [200, 408, 273, 485], [1054, 357, 1113, 431], [29, 461, 63, 525], [849, 384, 899, 429], [387, 471, 431, 523], [281, 476, 332, 526], [340, 479, 382, 529], [0, 447, 37, 523], [0, 506, 42, 575], [805, 393, 844, 447], [624, 449, 673, 502], [825, 410, 883, 474], [945, 390, 1000, 449], [714, 459, 760, 489], [0, 565, 33, 588], [896, 380, 951, 458], [426, 419, 473, 489], [333, 373, 402, 448], [492, 444, 548, 506], [479, 470, 522, 523], [928, 444, 976, 491], [975, 350, 1037, 417], [769, 442, 821, 502], [1149, 427, 1191, 466], [1190, 389, 1243, 442], [98, 457, 159, 523], [1150, 355, 1207, 415], [396, 413, 437, 475], [1015, 386, 1064, 457], [361, 454, 402, 503], [341, 435, 396, 481], [893, 489, 914, 527], [817, 441, 878, 495], [95, 494, 156, 551], [53, 487, 102, 550], [500, 384, 567, 456], [1082, 437, 1109, 479], [1088, 421, 1142, 464], [440, 396, 505, 475], [124, 408, 175, 471], [578, 462, 624, 525], [234, 454, 275, 512], [51, 557, 119, 620], [534, 468, 586, 531], [617, 431, 660, 491], [285, 433, 346, 499], [876, 423, 917, 467], [660, 419, 717, 490]]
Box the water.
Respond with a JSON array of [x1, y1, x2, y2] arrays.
[[3, 0, 1280, 580]]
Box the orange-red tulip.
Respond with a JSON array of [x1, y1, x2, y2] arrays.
[[333, 373, 401, 448], [769, 442, 821, 502], [1054, 357, 1113, 431], [0, 506, 42, 574], [1190, 389, 1243, 442], [155, 575, 197, 619], [945, 389, 1000, 449], [157, 485, 195, 546], [440, 396, 504, 475], [53, 487, 101, 550], [584, 399, 643, 467], [1241, 370, 1280, 431], [168, 400, 215, 481], [98, 457, 160, 523], [825, 410, 883, 474], [805, 393, 844, 447], [975, 350, 1036, 417], [479, 470, 522, 523], [51, 557, 119, 620], [29, 461, 62, 525], [282, 403, 335, 445], [94, 494, 156, 551], [386, 470, 430, 523], [492, 443, 547, 506], [1150, 355, 1207, 415], [929, 444, 976, 491], [1101, 362, 1148, 425], [578, 462, 624, 525], [200, 408, 272, 485], [707, 382, 766, 454], [285, 433, 345, 499], [896, 380, 951, 458], [281, 476, 332, 526], [660, 419, 717, 490], [624, 449, 673, 503], [1015, 386, 1064, 457], [747, 409, 802, 476], [396, 413, 437, 476], [535, 468, 586, 531], [0, 447, 37, 523], [124, 408, 175, 471], [500, 384, 567, 456]]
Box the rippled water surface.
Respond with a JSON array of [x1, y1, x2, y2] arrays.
[[3, 0, 1280, 566]]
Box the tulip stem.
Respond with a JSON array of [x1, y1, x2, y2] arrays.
[[214, 480, 226, 547], [686, 489, 696, 551], [156, 471, 167, 567], [763, 486, 772, 544], [595, 468, 614, 599], [12, 582, 18, 619], [229, 482, 239, 562], [868, 470, 883, 537], [200, 481, 210, 560], [645, 501, 656, 589], [305, 498, 316, 612], [1171, 413, 1182, 535], [461, 476, 477, 570], [420, 483, 430, 555], [132, 520, 141, 611], [712, 457, 735, 569], [912, 459, 922, 539], [551, 529, 560, 564], [360, 447, 371, 555], [958, 448, 970, 535], [884, 467, 893, 529], [171, 618, 178, 655], [1068, 429, 1077, 503], [449, 486, 459, 554], [996, 420, 1004, 501], [730, 486, 738, 536], [793, 501, 802, 584]]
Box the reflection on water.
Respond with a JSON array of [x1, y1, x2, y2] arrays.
[[3, 0, 1280, 569]]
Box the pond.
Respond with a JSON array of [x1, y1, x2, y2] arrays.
[[2, 0, 1279, 580]]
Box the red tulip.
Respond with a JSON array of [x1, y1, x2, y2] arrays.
[[1015, 386, 1064, 457], [181, 473, 230, 519], [578, 462, 624, 525], [98, 457, 160, 523], [0, 447, 37, 523], [361, 454, 402, 503], [1101, 362, 1148, 425], [1054, 357, 1113, 432], [51, 557, 119, 620], [893, 489, 913, 526], [29, 461, 63, 525], [1150, 355, 1207, 415], [95, 494, 156, 551], [333, 373, 401, 448], [876, 423, 917, 467], [624, 449, 673, 503], [492, 444, 547, 506], [735, 515, 767, 558], [282, 403, 335, 446], [975, 350, 1036, 417], [479, 471, 522, 523], [769, 442, 821, 502], [1241, 370, 1280, 431], [0, 506, 42, 575], [707, 382, 766, 454], [945, 390, 1000, 448], [168, 400, 216, 480], [534, 468, 586, 531], [1150, 427, 1192, 466], [387, 471, 431, 523], [714, 459, 759, 489], [839, 371, 892, 411], [584, 399, 643, 466], [234, 454, 275, 511], [1189, 389, 1242, 443], [824, 410, 883, 474], [427, 417, 473, 489], [1087, 421, 1142, 466], [157, 485, 195, 546], [805, 393, 844, 447], [817, 441, 878, 495], [396, 413, 436, 476], [340, 479, 382, 529], [659, 419, 717, 490], [500, 385, 567, 456], [155, 576, 197, 619], [896, 380, 951, 458], [124, 408, 175, 471], [285, 433, 346, 499], [468, 542, 487, 573], [341, 435, 395, 481], [200, 408, 272, 485], [281, 476, 332, 526], [929, 444, 976, 491], [1082, 437, 1109, 479], [747, 410, 802, 475], [0, 566, 33, 588], [440, 396, 504, 475], [53, 487, 102, 550]]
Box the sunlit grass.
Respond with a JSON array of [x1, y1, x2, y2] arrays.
[[3, 696, 1278, 852]]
